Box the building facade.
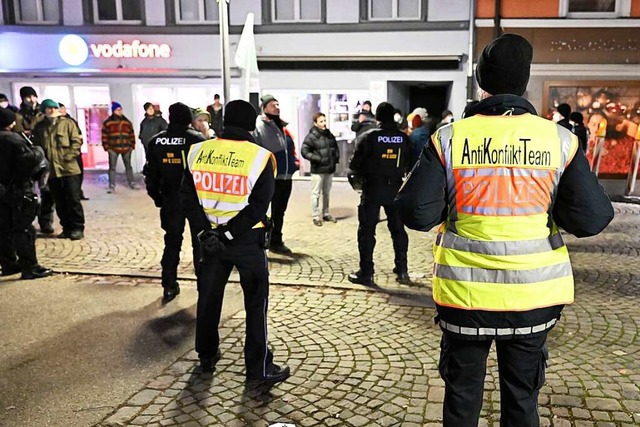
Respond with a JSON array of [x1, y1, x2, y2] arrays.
[[0, 0, 472, 175]]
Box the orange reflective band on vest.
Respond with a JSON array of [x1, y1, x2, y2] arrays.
[[431, 115, 579, 312]]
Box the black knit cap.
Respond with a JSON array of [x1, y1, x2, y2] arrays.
[[0, 93, 8, 102], [375, 102, 396, 123], [557, 103, 571, 118], [569, 111, 584, 125], [0, 107, 17, 129], [168, 102, 193, 126], [476, 33, 533, 96], [19, 86, 37, 99], [224, 100, 258, 132]]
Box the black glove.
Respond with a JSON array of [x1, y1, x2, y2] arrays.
[[198, 228, 227, 256]]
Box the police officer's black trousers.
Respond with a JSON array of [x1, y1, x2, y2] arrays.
[[270, 179, 292, 246], [0, 200, 38, 273], [195, 243, 274, 378], [159, 192, 200, 288], [38, 183, 54, 229], [439, 332, 548, 427], [357, 199, 408, 276], [49, 175, 84, 232]]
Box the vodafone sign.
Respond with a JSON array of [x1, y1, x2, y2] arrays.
[[59, 35, 172, 66]]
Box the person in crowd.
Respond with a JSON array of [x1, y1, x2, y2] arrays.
[[13, 86, 43, 136], [351, 110, 377, 136], [32, 99, 85, 240], [435, 109, 454, 131], [348, 102, 413, 287], [0, 108, 53, 279], [59, 103, 89, 201], [394, 108, 410, 134], [139, 102, 168, 152], [0, 93, 18, 112], [180, 100, 291, 384], [192, 108, 216, 139], [102, 102, 137, 193], [301, 112, 339, 226], [206, 93, 223, 137], [570, 111, 589, 153], [253, 94, 299, 255], [409, 114, 430, 162], [144, 103, 205, 303], [395, 33, 614, 427], [557, 103, 573, 131]]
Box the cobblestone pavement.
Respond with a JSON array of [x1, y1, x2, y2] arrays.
[[39, 175, 640, 426]]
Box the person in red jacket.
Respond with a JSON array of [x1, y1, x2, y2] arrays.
[[102, 102, 137, 193]]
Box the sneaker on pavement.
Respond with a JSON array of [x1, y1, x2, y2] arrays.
[[348, 270, 375, 286], [247, 363, 291, 385], [313, 218, 323, 227], [322, 215, 337, 223]]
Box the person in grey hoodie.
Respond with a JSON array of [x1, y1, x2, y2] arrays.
[[253, 94, 299, 255]]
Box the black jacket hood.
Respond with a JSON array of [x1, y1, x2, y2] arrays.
[[463, 94, 537, 118]]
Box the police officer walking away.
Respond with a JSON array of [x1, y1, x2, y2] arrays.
[[144, 102, 205, 302], [0, 108, 53, 279], [180, 100, 290, 384], [396, 34, 614, 426], [348, 102, 412, 286]]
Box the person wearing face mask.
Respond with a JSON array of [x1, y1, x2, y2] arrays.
[[0, 94, 18, 112], [32, 99, 85, 240], [192, 108, 216, 139], [252, 94, 299, 255], [14, 86, 44, 136]]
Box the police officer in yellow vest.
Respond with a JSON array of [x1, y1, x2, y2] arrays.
[[396, 34, 614, 426], [180, 100, 290, 385]]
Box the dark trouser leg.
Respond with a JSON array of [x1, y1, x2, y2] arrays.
[[383, 204, 409, 273], [232, 244, 273, 378], [270, 179, 292, 246], [50, 175, 84, 232], [48, 177, 68, 231], [439, 333, 492, 426], [38, 184, 54, 229], [12, 196, 38, 272], [122, 151, 135, 185], [496, 334, 548, 427], [0, 203, 19, 271], [77, 154, 85, 195], [159, 197, 185, 287], [186, 219, 201, 275], [108, 150, 118, 189], [357, 199, 380, 276], [195, 254, 233, 359]]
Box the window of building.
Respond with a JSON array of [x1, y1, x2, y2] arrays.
[[368, 0, 421, 20], [175, 0, 219, 23], [560, 0, 628, 17], [271, 0, 321, 22], [93, 0, 142, 23], [13, 0, 60, 23]]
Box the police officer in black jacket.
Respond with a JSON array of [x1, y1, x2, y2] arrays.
[[0, 108, 53, 279], [348, 102, 413, 286], [143, 102, 206, 302]]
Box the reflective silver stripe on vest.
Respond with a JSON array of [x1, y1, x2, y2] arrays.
[[459, 167, 552, 178], [460, 205, 546, 216], [439, 318, 557, 337], [436, 230, 565, 256], [434, 262, 572, 284], [438, 125, 457, 229], [554, 126, 576, 187]]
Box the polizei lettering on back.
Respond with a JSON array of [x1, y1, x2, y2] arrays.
[[378, 136, 404, 144], [156, 137, 186, 145], [460, 137, 551, 166], [194, 149, 245, 168]]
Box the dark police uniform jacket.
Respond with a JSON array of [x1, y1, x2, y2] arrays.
[[143, 125, 205, 204]]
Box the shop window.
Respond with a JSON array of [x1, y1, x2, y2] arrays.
[[560, 0, 628, 17], [93, 0, 142, 23], [368, 0, 422, 20], [271, 0, 321, 22], [176, 0, 219, 23], [13, 0, 60, 24]]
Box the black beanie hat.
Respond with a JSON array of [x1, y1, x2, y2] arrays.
[[224, 100, 258, 132], [557, 103, 571, 118], [375, 102, 396, 123], [19, 86, 37, 99], [0, 108, 17, 129], [169, 102, 193, 126], [569, 111, 584, 125], [476, 33, 533, 96]]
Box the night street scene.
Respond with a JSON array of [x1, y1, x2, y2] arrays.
[[1, 1, 639, 426]]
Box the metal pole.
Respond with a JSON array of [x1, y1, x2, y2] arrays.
[[466, 0, 477, 103], [218, 0, 231, 104]]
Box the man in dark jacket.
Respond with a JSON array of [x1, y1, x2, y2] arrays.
[[395, 34, 614, 427], [13, 86, 43, 136], [253, 94, 299, 255], [206, 94, 223, 137], [570, 111, 589, 152], [301, 112, 339, 226], [139, 102, 168, 152], [557, 103, 572, 131], [144, 102, 206, 302], [0, 108, 53, 279], [351, 111, 377, 137], [348, 102, 413, 286]]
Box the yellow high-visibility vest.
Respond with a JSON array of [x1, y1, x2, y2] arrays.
[[186, 138, 276, 228], [431, 113, 579, 312]]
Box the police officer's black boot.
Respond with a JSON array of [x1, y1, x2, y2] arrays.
[[199, 349, 222, 373], [162, 282, 180, 303], [348, 270, 375, 286], [393, 267, 411, 284]]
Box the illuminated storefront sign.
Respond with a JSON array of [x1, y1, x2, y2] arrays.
[[59, 35, 172, 66]]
